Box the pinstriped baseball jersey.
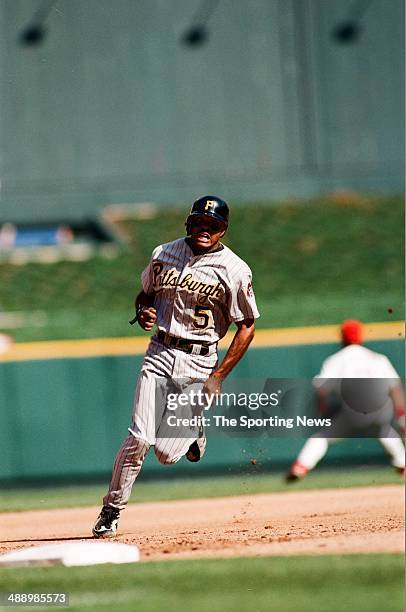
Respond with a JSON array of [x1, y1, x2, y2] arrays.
[[98, 234, 260, 514], [141, 238, 260, 343]]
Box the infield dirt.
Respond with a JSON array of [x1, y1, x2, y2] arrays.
[[1, 485, 403, 562]]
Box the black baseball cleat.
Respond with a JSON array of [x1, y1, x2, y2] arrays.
[[186, 426, 206, 462], [92, 506, 120, 538]]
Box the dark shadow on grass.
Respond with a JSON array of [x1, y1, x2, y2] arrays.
[[1, 536, 95, 544]]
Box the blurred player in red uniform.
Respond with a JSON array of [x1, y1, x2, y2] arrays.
[[286, 320, 405, 481]]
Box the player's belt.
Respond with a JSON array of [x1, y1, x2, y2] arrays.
[[156, 331, 211, 356]]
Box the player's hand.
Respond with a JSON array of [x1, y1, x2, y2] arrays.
[[202, 373, 223, 402], [138, 307, 157, 331]]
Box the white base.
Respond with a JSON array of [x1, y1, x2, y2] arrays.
[[0, 541, 140, 567]]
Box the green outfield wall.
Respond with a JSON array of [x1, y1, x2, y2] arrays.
[[1, 339, 403, 483]]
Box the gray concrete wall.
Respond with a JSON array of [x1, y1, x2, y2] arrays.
[[0, 0, 404, 220]]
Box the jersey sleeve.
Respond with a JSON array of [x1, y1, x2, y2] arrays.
[[228, 268, 260, 323], [312, 356, 338, 390], [378, 355, 400, 388], [140, 246, 161, 295]]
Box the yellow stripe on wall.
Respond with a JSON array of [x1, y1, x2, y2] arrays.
[[0, 336, 150, 363], [0, 321, 403, 363], [223, 320, 405, 350]]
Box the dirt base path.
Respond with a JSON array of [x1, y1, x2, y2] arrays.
[[1, 485, 403, 562]]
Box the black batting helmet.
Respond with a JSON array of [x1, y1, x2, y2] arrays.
[[185, 195, 229, 234]]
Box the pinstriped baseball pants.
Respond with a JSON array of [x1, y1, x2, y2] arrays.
[[104, 338, 217, 510]]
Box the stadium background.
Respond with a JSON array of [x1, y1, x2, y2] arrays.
[[0, 1, 404, 610]]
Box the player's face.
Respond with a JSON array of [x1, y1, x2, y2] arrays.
[[188, 215, 226, 252]]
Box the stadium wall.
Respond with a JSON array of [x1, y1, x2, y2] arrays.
[[1, 339, 403, 482], [0, 0, 404, 221]]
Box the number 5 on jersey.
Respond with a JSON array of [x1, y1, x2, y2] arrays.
[[193, 306, 212, 329]]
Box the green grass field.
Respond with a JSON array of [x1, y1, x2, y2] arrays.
[[0, 469, 403, 610], [1, 195, 403, 341], [0, 467, 401, 513], [1, 196, 403, 610], [0, 554, 402, 611]]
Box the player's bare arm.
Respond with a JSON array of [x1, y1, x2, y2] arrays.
[[135, 290, 157, 331], [203, 318, 255, 396], [390, 385, 406, 433], [316, 387, 329, 415]]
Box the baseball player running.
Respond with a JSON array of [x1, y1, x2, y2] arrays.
[[286, 320, 405, 481], [93, 195, 260, 537]]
